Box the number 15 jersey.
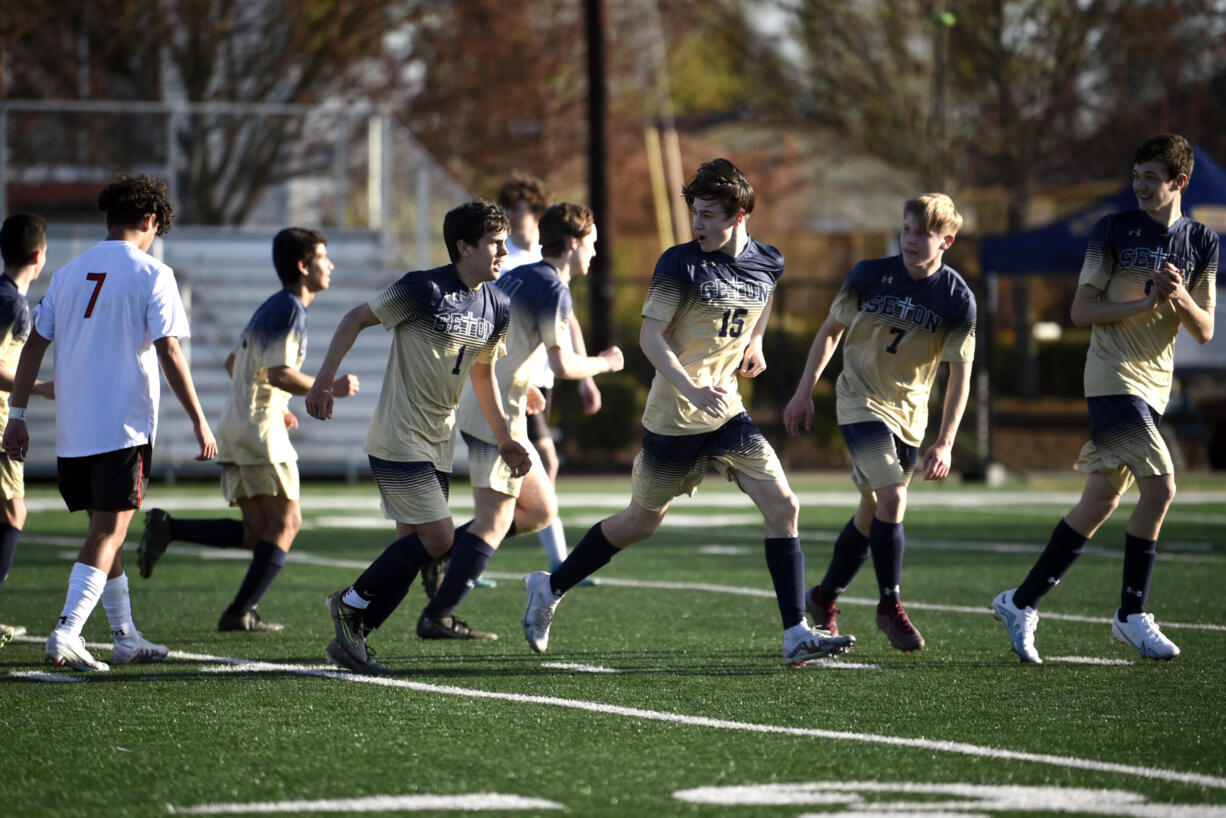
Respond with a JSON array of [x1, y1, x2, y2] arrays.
[[363, 265, 509, 470], [640, 238, 783, 436], [831, 256, 976, 447]]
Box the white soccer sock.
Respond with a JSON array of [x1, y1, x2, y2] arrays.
[[57, 562, 108, 637], [342, 587, 370, 609], [538, 517, 568, 567], [101, 573, 137, 640]]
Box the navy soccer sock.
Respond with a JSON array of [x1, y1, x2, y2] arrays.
[[426, 532, 496, 614], [228, 541, 286, 613], [764, 536, 806, 629], [1013, 519, 1088, 610], [170, 517, 244, 548], [819, 517, 871, 602], [0, 523, 19, 591], [354, 533, 432, 629], [550, 522, 619, 594], [1120, 533, 1158, 619], [869, 518, 905, 606]]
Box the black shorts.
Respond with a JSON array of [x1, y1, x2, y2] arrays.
[[526, 386, 553, 443], [57, 444, 152, 512]]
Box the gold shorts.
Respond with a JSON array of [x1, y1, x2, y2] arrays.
[[462, 431, 544, 498], [1075, 395, 1173, 493], [221, 461, 300, 505], [0, 453, 23, 501], [841, 421, 918, 498], [368, 456, 452, 525]]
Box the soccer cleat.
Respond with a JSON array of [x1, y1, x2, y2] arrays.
[[138, 508, 173, 579], [326, 590, 372, 666], [111, 631, 169, 664], [218, 607, 284, 632], [522, 570, 561, 653], [991, 589, 1041, 664], [1111, 609, 1180, 660], [804, 585, 839, 635], [45, 630, 110, 672], [783, 626, 856, 666], [876, 602, 925, 652], [416, 609, 497, 640], [420, 555, 448, 600], [474, 575, 498, 589], [0, 623, 27, 645], [326, 639, 390, 675]]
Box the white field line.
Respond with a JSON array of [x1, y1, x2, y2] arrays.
[[21, 542, 1226, 633], [541, 662, 620, 673], [1048, 656, 1134, 666], [11, 640, 1226, 792], [167, 793, 564, 814], [78, 649, 1226, 791]]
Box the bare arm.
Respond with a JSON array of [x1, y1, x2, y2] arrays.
[[305, 303, 379, 420], [1, 330, 51, 459], [266, 365, 359, 398], [568, 313, 602, 414], [640, 316, 729, 419], [154, 336, 217, 461], [469, 360, 531, 477], [1154, 262, 1214, 344], [0, 367, 52, 398], [738, 291, 776, 378], [546, 342, 623, 380], [922, 359, 972, 480], [1070, 282, 1162, 327], [224, 352, 235, 377], [782, 314, 848, 435]]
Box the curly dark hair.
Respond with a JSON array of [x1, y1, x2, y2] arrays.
[[98, 173, 175, 236], [681, 158, 754, 217], [496, 173, 550, 216], [443, 199, 509, 262]]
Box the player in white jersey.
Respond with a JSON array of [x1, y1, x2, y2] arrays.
[[0, 213, 54, 646], [417, 203, 623, 638], [138, 228, 359, 632], [2, 174, 217, 672], [307, 199, 532, 674], [784, 194, 976, 653], [521, 159, 854, 665], [992, 134, 1217, 663]]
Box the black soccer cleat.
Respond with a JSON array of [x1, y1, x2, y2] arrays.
[[416, 609, 497, 640]]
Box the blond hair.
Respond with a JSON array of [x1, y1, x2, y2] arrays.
[[904, 193, 963, 236]]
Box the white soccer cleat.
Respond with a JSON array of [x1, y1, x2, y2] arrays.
[[111, 631, 169, 664], [1112, 609, 1180, 660], [783, 625, 855, 666], [522, 571, 561, 654], [45, 630, 110, 672], [991, 589, 1041, 664]]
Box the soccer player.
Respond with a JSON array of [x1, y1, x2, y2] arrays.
[[0, 213, 55, 645], [783, 193, 977, 654], [307, 199, 531, 674], [521, 159, 855, 665], [2, 174, 217, 672], [137, 228, 360, 632], [419, 202, 623, 639], [991, 134, 1216, 663]]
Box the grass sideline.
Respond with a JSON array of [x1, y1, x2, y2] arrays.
[[2, 471, 1224, 817]]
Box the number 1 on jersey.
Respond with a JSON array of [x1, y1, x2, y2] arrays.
[[451, 345, 467, 375], [84, 272, 107, 318]]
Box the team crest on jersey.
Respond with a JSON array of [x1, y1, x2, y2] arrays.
[[442, 291, 470, 307]]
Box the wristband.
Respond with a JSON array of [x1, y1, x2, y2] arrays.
[[9, 406, 25, 421]]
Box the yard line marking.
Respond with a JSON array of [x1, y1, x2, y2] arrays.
[[167, 793, 564, 814], [9, 670, 83, 682], [798, 659, 882, 670], [11, 643, 1223, 790], [1048, 656, 1134, 666], [541, 662, 621, 673]]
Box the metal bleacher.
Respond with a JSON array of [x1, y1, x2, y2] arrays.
[[24, 224, 410, 481]]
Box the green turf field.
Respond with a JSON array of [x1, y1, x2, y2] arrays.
[[2, 472, 1224, 817]]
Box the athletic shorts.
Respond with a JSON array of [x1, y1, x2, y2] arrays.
[[1075, 395, 1171, 493], [462, 431, 544, 499], [0, 453, 23, 501], [840, 420, 918, 497], [631, 412, 786, 512], [368, 455, 452, 525], [57, 444, 152, 512], [525, 386, 553, 443], [221, 461, 300, 505]]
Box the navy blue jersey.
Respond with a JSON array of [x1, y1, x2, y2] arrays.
[[0, 274, 32, 427]]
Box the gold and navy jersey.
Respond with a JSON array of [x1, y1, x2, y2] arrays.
[[217, 289, 307, 465], [456, 259, 571, 443], [641, 238, 783, 435], [831, 256, 976, 446], [1079, 210, 1218, 413], [364, 264, 510, 470], [0, 275, 32, 428]]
